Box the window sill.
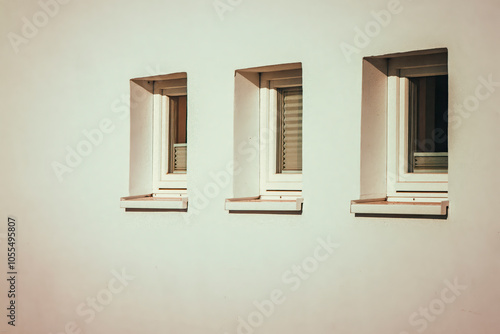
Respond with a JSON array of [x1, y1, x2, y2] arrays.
[[120, 194, 188, 211], [225, 196, 303, 214], [350, 198, 449, 219]]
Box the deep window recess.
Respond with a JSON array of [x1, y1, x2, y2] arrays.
[[387, 55, 448, 195], [350, 49, 449, 218], [226, 63, 304, 213], [121, 73, 188, 211]]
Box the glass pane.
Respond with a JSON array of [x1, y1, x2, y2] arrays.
[[408, 75, 448, 173], [168, 95, 187, 173], [277, 87, 302, 173]]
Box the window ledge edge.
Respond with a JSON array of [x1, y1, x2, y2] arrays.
[[120, 194, 188, 210], [225, 196, 303, 214], [350, 198, 448, 218]]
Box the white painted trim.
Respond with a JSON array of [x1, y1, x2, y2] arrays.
[[233, 71, 260, 198], [225, 196, 303, 212], [152, 80, 187, 190], [129, 80, 154, 196], [350, 199, 448, 216], [387, 54, 448, 196], [387, 196, 446, 203], [260, 72, 303, 193], [120, 194, 188, 209], [359, 58, 388, 200]]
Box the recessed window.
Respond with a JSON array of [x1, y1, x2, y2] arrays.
[[226, 63, 304, 213], [153, 79, 188, 189], [121, 73, 188, 211], [387, 53, 448, 194], [260, 69, 303, 194], [351, 49, 449, 218]]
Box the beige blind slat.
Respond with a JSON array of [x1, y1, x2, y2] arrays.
[[279, 87, 302, 172], [174, 144, 187, 172]]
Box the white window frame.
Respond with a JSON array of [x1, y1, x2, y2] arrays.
[[226, 63, 304, 213], [259, 69, 303, 196], [152, 78, 187, 194], [387, 58, 448, 200]]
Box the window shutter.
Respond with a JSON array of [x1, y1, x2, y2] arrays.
[[278, 87, 302, 172], [168, 95, 187, 173], [174, 144, 187, 172]]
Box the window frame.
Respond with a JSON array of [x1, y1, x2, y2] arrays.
[[152, 78, 188, 194], [120, 72, 189, 211], [350, 49, 450, 218], [259, 69, 303, 195], [387, 57, 448, 199], [225, 63, 304, 213]]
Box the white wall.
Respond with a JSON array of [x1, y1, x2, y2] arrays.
[[1, 0, 499, 333]]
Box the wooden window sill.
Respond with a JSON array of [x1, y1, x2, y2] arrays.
[[225, 196, 303, 214], [121, 194, 188, 211], [350, 198, 448, 218]]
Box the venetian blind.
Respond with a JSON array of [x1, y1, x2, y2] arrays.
[[278, 86, 302, 173]]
